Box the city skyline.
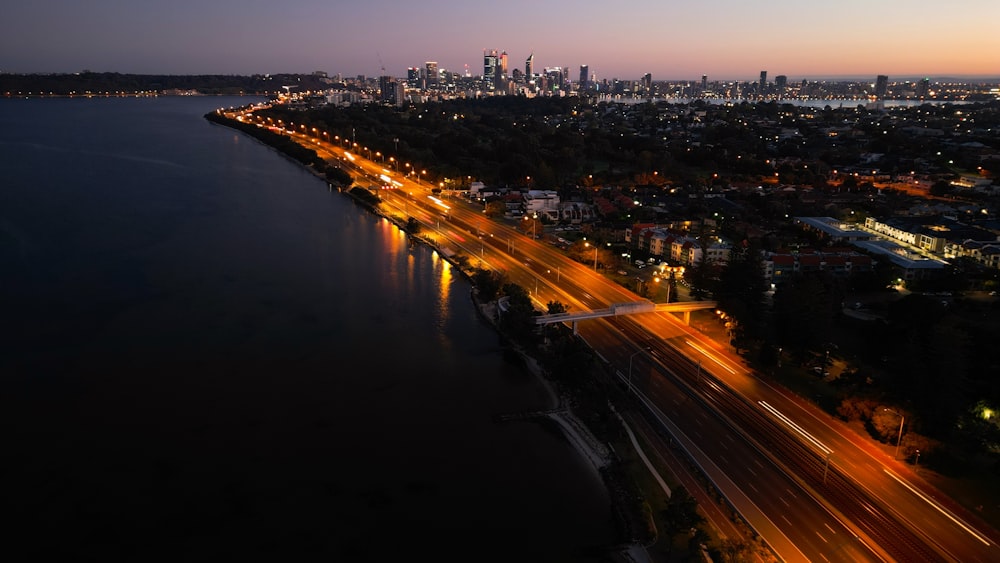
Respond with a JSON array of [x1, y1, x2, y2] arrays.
[[3, 0, 999, 81]]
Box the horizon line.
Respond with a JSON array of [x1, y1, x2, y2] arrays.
[[4, 70, 1000, 83]]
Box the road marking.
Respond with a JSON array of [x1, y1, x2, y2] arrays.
[[746, 467, 756, 477], [824, 523, 836, 535], [883, 469, 992, 545], [815, 531, 828, 543], [779, 497, 790, 507], [781, 515, 792, 527], [748, 483, 759, 493], [785, 488, 796, 498]]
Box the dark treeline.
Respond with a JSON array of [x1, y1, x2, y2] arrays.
[[204, 111, 351, 186], [1, 72, 330, 95], [260, 97, 708, 190]]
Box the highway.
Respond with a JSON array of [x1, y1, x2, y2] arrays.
[[236, 110, 1000, 562]]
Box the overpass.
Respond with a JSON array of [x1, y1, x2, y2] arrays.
[[534, 300, 718, 334]]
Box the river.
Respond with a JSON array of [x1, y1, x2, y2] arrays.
[[0, 96, 615, 561]]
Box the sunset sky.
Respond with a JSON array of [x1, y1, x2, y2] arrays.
[[4, 0, 998, 81]]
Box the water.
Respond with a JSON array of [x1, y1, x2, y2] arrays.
[[0, 97, 614, 561]]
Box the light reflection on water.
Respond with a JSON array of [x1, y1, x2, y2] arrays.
[[0, 96, 615, 560]]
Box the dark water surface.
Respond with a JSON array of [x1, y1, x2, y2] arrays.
[[0, 97, 614, 561]]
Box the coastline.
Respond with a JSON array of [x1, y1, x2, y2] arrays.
[[208, 112, 655, 560]]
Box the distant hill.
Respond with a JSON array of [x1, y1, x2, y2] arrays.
[[0, 72, 332, 96]]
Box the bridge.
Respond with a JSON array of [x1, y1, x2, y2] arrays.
[[534, 300, 718, 334]]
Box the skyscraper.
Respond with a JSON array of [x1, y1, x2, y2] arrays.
[[759, 70, 767, 95], [775, 74, 787, 96], [406, 67, 420, 89], [701, 74, 707, 91], [525, 52, 534, 78], [875, 75, 889, 100], [916, 77, 930, 98], [425, 61, 438, 89], [483, 50, 499, 91], [379, 76, 404, 106], [579, 65, 589, 90], [642, 73, 652, 97]]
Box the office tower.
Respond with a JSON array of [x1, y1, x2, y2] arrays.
[[495, 50, 509, 91], [407, 67, 420, 89], [579, 65, 589, 90], [701, 74, 707, 91], [525, 52, 534, 78], [759, 70, 767, 95], [916, 77, 930, 98], [425, 61, 438, 88], [484, 49, 499, 90], [379, 75, 403, 106], [642, 73, 652, 97], [775, 74, 787, 96], [875, 74, 889, 99], [544, 67, 565, 92]]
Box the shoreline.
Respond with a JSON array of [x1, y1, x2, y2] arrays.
[[209, 113, 656, 559]]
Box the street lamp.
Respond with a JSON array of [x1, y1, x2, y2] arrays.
[[884, 408, 905, 460], [584, 242, 598, 270]]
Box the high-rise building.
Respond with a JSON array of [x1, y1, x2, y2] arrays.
[[875, 75, 889, 99], [579, 65, 589, 90], [916, 77, 930, 98], [642, 73, 652, 97], [379, 76, 404, 106], [701, 74, 708, 91], [759, 70, 767, 95], [425, 61, 438, 88], [525, 53, 534, 78], [407, 67, 420, 89], [483, 50, 499, 91], [496, 50, 509, 91], [775, 75, 787, 95]]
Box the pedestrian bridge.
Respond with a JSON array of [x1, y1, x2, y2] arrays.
[[535, 300, 717, 333]]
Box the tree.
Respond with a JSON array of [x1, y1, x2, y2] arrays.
[[324, 166, 352, 186], [499, 283, 538, 346], [546, 301, 568, 314], [871, 407, 908, 444], [520, 215, 544, 239], [836, 396, 878, 423], [686, 250, 714, 300], [471, 269, 504, 302], [660, 486, 704, 537], [771, 274, 835, 354], [405, 217, 421, 234], [484, 199, 506, 218], [714, 240, 768, 347], [929, 180, 951, 197], [716, 539, 753, 563]]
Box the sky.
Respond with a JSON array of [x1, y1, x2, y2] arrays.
[[3, 0, 999, 81]]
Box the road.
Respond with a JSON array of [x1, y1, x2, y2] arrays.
[[235, 110, 1000, 562]]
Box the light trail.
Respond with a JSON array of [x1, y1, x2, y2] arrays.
[[883, 469, 992, 546], [759, 401, 832, 456], [685, 339, 736, 374]]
